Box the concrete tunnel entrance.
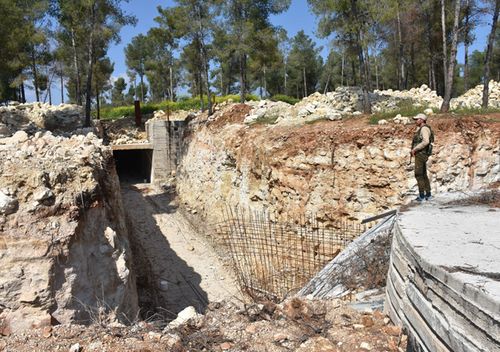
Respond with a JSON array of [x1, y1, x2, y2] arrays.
[[113, 147, 153, 183]]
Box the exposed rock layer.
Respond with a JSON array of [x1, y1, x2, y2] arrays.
[[178, 108, 499, 224], [0, 119, 138, 334]]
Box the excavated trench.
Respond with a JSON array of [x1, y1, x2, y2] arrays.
[[111, 113, 500, 321], [117, 179, 240, 320]]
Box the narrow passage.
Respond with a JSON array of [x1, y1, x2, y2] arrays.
[[121, 183, 241, 319]]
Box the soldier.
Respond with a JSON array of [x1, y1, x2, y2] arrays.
[[411, 113, 434, 201]]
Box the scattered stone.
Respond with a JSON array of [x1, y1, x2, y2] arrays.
[[69, 343, 82, 352], [273, 333, 288, 342], [383, 325, 402, 336], [10, 131, 29, 143], [42, 326, 52, 338], [87, 341, 104, 351], [0, 191, 18, 215], [360, 341, 373, 350], [167, 306, 200, 329], [220, 342, 232, 350], [245, 324, 257, 334], [361, 316, 374, 327], [33, 187, 54, 203], [146, 331, 162, 341], [296, 336, 337, 351]]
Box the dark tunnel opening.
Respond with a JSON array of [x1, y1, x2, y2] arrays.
[[113, 149, 153, 183]]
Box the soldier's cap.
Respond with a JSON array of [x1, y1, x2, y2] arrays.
[[412, 113, 427, 121]]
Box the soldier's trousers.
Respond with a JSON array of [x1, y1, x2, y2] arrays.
[[414, 153, 431, 195]]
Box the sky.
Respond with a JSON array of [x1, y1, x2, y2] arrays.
[[32, 0, 492, 104]]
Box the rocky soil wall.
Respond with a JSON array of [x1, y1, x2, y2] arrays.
[[177, 106, 499, 224], [0, 105, 138, 335]]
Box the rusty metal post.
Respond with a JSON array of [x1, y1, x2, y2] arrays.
[[134, 100, 142, 127]]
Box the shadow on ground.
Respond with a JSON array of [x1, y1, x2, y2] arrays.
[[121, 184, 208, 321]]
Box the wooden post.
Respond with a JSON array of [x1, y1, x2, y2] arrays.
[[134, 100, 142, 127]]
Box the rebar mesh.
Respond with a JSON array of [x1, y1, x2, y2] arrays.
[[213, 207, 367, 301]]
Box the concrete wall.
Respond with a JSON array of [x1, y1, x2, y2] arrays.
[[146, 119, 186, 183], [385, 204, 500, 352]]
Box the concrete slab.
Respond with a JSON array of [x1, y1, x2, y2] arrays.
[[399, 204, 500, 306], [385, 200, 500, 352]]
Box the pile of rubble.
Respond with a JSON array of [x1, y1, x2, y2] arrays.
[[374, 84, 443, 110], [451, 80, 500, 109], [243, 81, 500, 125], [1, 298, 408, 351], [244, 100, 294, 124], [0, 102, 85, 136], [153, 109, 196, 121]]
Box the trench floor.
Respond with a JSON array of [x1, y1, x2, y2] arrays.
[[121, 183, 241, 317]]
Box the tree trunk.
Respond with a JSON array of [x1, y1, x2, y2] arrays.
[[358, 45, 372, 114], [202, 51, 212, 115], [48, 83, 52, 105], [263, 66, 267, 97], [139, 74, 144, 102], [84, 3, 96, 127], [324, 71, 331, 94], [440, 0, 448, 96], [352, 0, 371, 113], [303, 67, 307, 97], [31, 46, 39, 102], [363, 40, 372, 91], [419, 0, 436, 90], [239, 53, 246, 103], [482, 0, 500, 108], [441, 0, 461, 112], [410, 43, 416, 86], [96, 86, 100, 120], [21, 82, 26, 103], [351, 60, 357, 86], [60, 70, 64, 104], [284, 59, 287, 93], [71, 27, 82, 105], [463, 0, 471, 91], [170, 66, 174, 101], [341, 51, 345, 86], [397, 4, 405, 90]]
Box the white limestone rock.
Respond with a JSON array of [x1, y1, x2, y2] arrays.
[[0, 191, 18, 215]]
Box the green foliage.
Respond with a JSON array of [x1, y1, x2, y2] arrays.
[[111, 77, 127, 106], [451, 107, 500, 115], [248, 114, 279, 125], [286, 30, 323, 98], [99, 94, 259, 120], [270, 94, 299, 105]]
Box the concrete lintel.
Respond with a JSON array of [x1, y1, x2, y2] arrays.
[[111, 143, 153, 151]]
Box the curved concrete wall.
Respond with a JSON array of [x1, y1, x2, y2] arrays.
[[385, 204, 500, 352]]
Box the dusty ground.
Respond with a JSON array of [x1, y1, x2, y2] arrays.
[[121, 183, 242, 319]]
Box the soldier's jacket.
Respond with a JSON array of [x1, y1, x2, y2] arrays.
[[412, 125, 434, 156]]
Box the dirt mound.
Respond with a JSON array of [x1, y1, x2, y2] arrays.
[[208, 103, 252, 129]]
